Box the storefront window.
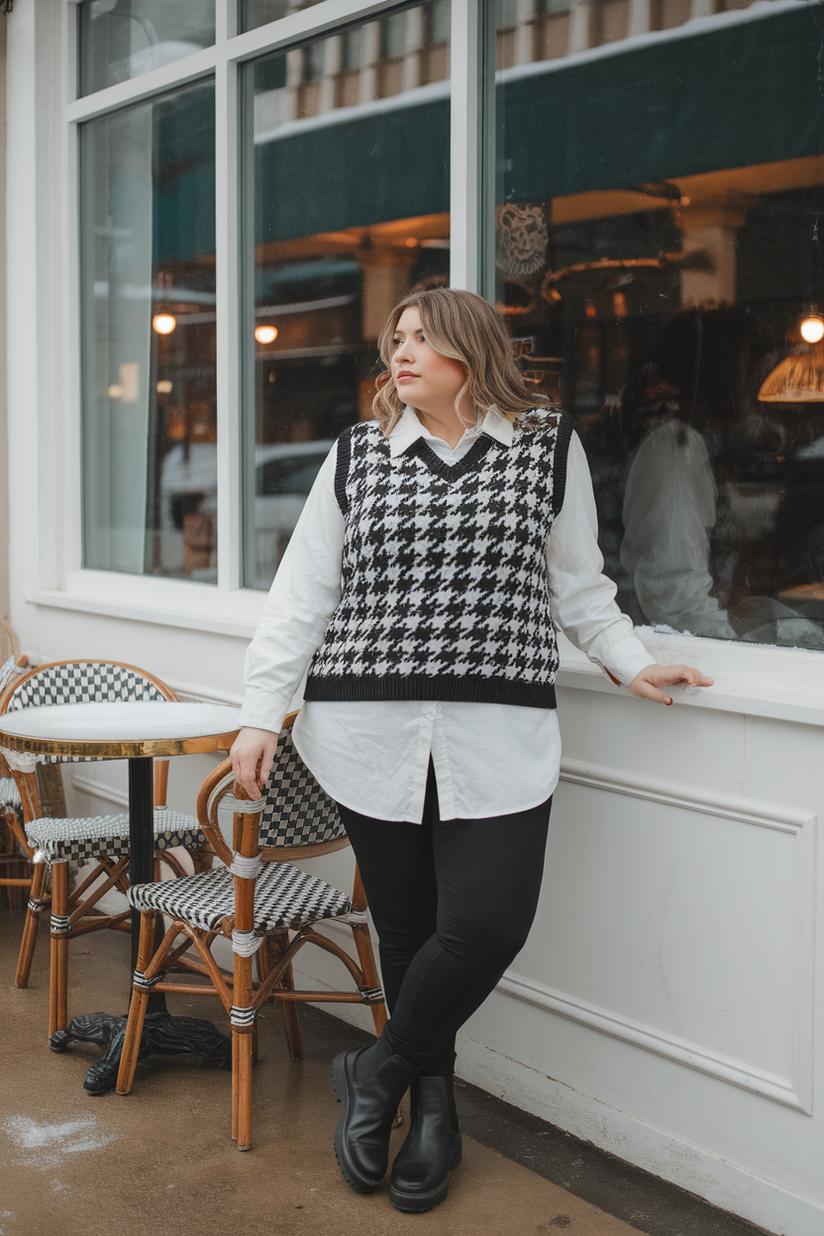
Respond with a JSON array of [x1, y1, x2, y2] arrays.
[[80, 81, 217, 581], [77, 0, 216, 97], [494, 0, 824, 650], [243, 1, 451, 589], [241, 0, 324, 32]]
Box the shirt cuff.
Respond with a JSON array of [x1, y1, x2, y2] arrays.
[[601, 633, 654, 688], [237, 689, 292, 734]]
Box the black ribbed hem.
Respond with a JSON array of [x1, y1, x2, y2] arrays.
[[304, 674, 557, 709]]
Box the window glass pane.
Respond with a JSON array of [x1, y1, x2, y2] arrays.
[[77, 0, 215, 97], [495, 0, 824, 652], [381, 11, 410, 59], [426, 0, 450, 43], [241, 0, 323, 32], [243, 2, 450, 590], [81, 82, 217, 582]]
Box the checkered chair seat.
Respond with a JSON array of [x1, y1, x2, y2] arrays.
[[0, 775, 22, 823], [126, 860, 350, 935], [26, 808, 207, 865]]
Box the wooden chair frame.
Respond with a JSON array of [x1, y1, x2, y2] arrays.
[[117, 712, 387, 1151], [0, 655, 32, 910], [0, 659, 213, 1034], [0, 756, 35, 912]]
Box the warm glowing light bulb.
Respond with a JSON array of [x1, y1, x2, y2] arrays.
[[800, 315, 824, 344], [152, 313, 177, 335], [255, 325, 278, 344], [156, 379, 173, 394]]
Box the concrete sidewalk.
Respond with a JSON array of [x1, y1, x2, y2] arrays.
[[0, 912, 768, 1236]]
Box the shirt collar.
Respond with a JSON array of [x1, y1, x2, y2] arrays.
[[387, 405, 515, 457]]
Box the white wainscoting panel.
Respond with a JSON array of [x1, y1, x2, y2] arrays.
[[508, 759, 816, 1112]]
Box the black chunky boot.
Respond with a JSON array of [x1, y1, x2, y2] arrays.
[[332, 1035, 419, 1193], [389, 1073, 462, 1212]]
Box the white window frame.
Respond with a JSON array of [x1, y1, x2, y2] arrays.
[[9, 0, 824, 722], [30, 0, 478, 635]]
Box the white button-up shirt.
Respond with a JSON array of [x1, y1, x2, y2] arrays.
[[239, 407, 653, 822]]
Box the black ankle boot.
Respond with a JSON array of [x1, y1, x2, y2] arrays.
[[332, 1035, 419, 1193], [389, 1073, 462, 1212]]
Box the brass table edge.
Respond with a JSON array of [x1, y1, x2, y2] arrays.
[[0, 729, 241, 758]]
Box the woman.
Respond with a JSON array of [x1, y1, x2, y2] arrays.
[[232, 288, 712, 1213]]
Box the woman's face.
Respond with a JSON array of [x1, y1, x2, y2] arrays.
[[390, 306, 467, 415]]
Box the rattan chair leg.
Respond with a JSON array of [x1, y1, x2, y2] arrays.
[[232, 1027, 240, 1142], [350, 865, 388, 1036], [236, 1028, 253, 1151], [266, 934, 304, 1060], [116, 911, 157, 1095], [351, 920, 387, 1036], [279, 960, 304, 1061], [49, 861, 69, 1036], [230, 803, 258, 1149], [15, 860, 46, 988]]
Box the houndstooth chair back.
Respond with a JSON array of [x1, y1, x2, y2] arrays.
[[7, 662, 170, 711], [3, 661, 175, 765], [211, 726, 345, 852]]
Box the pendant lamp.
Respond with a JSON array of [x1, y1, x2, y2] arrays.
[[757, 339, 824, 402]]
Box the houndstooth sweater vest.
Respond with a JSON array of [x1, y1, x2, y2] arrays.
[[304, 408, 574, 709]]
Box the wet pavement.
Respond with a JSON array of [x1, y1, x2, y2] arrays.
[[0, 911, 770, 1236]]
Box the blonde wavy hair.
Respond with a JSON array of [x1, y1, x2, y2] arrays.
[[372, 287, 547, 435]]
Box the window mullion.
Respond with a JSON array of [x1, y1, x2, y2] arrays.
[[215, 6, 242, 592], [450, 0, 486, 292]]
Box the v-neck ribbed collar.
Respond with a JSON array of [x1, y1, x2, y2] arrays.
[[387, 405, 515, 459]]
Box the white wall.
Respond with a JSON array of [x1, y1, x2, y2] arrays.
[[454, 675, 823, 1236]]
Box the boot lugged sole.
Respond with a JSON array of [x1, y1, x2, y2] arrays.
[[332, 1051, 383, 1195], [389, 1132, 463, 1213]]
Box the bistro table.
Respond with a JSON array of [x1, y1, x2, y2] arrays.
[[0, 700, 241, 1094]]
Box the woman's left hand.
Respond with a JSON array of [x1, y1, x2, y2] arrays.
[[628, 663, 714, 705]]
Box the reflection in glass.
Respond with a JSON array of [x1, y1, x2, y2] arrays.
[[241, 0, 321, 33], [77, 0, 216, 97], [494, 0, 824, 651], [80, 82, 217, 581], [243, 2, 451, 589]]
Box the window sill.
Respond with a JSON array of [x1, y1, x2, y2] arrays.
[[26, 580, 824, 726], [557, 628, 824, 728], [27, 571, 268, 640]]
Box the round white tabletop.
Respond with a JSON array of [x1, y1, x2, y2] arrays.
[[11, 700, 243, 1092], [0, 700, 241, 759]]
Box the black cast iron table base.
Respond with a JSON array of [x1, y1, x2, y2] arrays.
[[48, 755, 231, 1095], [49, 1004, 232, 1095]]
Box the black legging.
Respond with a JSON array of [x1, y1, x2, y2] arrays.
[[337, 764, 551, 1075]]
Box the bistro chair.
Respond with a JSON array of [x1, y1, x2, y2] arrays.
[[0, 653, 32, 910], [0, 660, 212, 1035], [116, 713, 387, 1151], [0, 619, 20, 662]]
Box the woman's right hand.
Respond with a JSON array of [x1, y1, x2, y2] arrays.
[[231, 726, 279, 798]]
